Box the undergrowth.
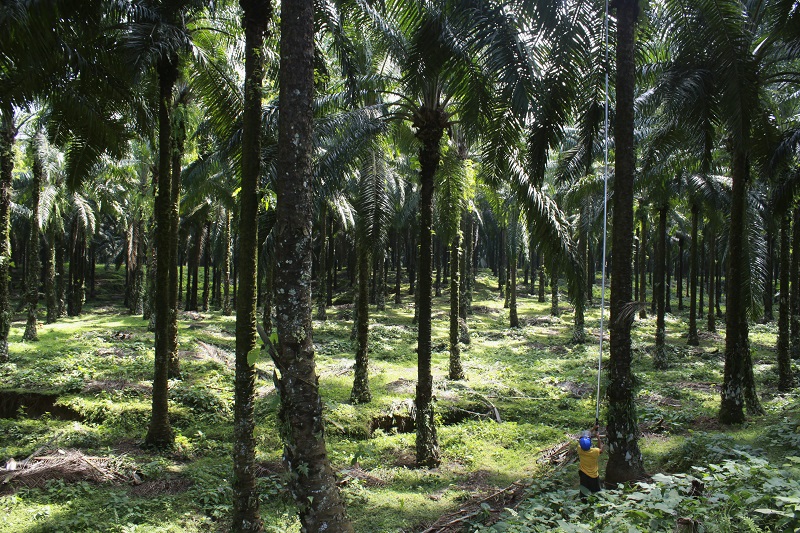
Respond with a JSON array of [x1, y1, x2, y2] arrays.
[[1, 268, 797, 532]]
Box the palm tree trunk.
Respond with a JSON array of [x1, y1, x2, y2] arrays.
[[145, 55, 178, 448], [777, 212, 793, 392], [413, 104, 447, 469], [316, 204, 328, 320], [550, 268, 559, 317], [538, 252, 546, 303], [168, 97, 186, 380], [23, 135, 43, 341], [44, 229, 57, 323], [351, 238, 371, 403], [677, 236, 684, 311], [223, 209, 232, 316], [791, 206, 800, 358], [687, 205, 700, 346], [274, 1, 353, 528], [394, 230, 403, 305], [232, 3, 271, 529], [0, 106, 15, 362], [499, 228, 507, 302], [654, 206, 668, 369], [509, 237, 519, 327], [606, 0, 646, 485], [202, 221, 210, 311], [665, 234, 672, 313], [449, 229, 465, 378], [55, 226, 66, 318], [763, 225, 774, 322], [707, 227, 716, 332], [720, 148, 759, 424], [459, 214, 470, 344], [639, 206, 647, 319]]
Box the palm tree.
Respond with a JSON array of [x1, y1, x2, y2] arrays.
[[22, 130, 45, 341], [231, 0, 272, 530], [606, 0, 647, 484], [271, 0, 353, 528]]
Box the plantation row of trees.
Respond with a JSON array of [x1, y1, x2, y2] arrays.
[[3, 0, 800, 530]]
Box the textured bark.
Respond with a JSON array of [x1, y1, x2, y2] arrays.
[[449, 230, 465, 379], [639, 210, 648, 319], [677, 236, 684, 311], [223, 209, 232, 316], [145, 55, 178, 448], [0, 106, 14, 361], [499, 228, 507, 302], [791, 206, 800, 358], [351, 238, 371, 404], [459, 214, 470, 344], [606, 0, 646, 485], [763, 226, 774, 322], [777, 213, 793, 392], [316, 205, 327, 320], [550, 270, 559, 317], [274, 1, 353, 529], [23, 136, 43, 341], [538, 252, 546, 302], [54, 225, 66, 318], [707, 228, 716, 332], [687, 205, 700, 346], [413, 105, 447, 469], [394, 230, 403, 305], [202, 221, 210, 311], [654, 206, 668, 369], [232, 1, 271, 530], [44, 229, 57, 323], [167, 96, 186, 380], [509, 241, 519, 327], [665, 235, 672, 313], [720, 148, 760, 424]]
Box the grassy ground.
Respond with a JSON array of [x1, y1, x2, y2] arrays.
[[1, 266, 798, 532]]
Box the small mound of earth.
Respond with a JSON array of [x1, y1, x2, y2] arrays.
[[386, 378, 414, 393]]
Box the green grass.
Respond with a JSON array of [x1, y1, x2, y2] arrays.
[[1, 267, 798, 532]]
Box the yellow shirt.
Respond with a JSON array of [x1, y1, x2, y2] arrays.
[[578, 447, 600, 478]]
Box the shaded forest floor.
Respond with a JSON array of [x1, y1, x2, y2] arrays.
[[1, 267, 798, 532]]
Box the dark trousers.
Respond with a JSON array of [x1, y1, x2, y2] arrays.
[[579, 470, 602, 500]]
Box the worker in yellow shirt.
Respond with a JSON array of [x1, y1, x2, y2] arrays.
[[577, 424, 603, 499]]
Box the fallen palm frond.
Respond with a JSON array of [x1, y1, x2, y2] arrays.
[[2, 448, 136, 491]]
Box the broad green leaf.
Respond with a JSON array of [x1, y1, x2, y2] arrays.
[[247, 347, 261, 366]]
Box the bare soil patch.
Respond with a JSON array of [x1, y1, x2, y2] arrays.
[[0, 391, 83, 421]]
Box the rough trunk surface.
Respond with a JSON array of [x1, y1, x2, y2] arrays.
[[351, 238, 371, 404], [274, 1, 353, 529], [654, 206, 668, 369], [413, 106, 447, 469], [232, 1, 271, 530], [23, 135, 43, 341], [0, 106, 14, 362], [777, 213, 793, 392], [687, 205, 700, 346], [449, 232, 465, 379], [606, 0, 646, 485], [720, 149, 756, 424], [145, 56, 178, 448]]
